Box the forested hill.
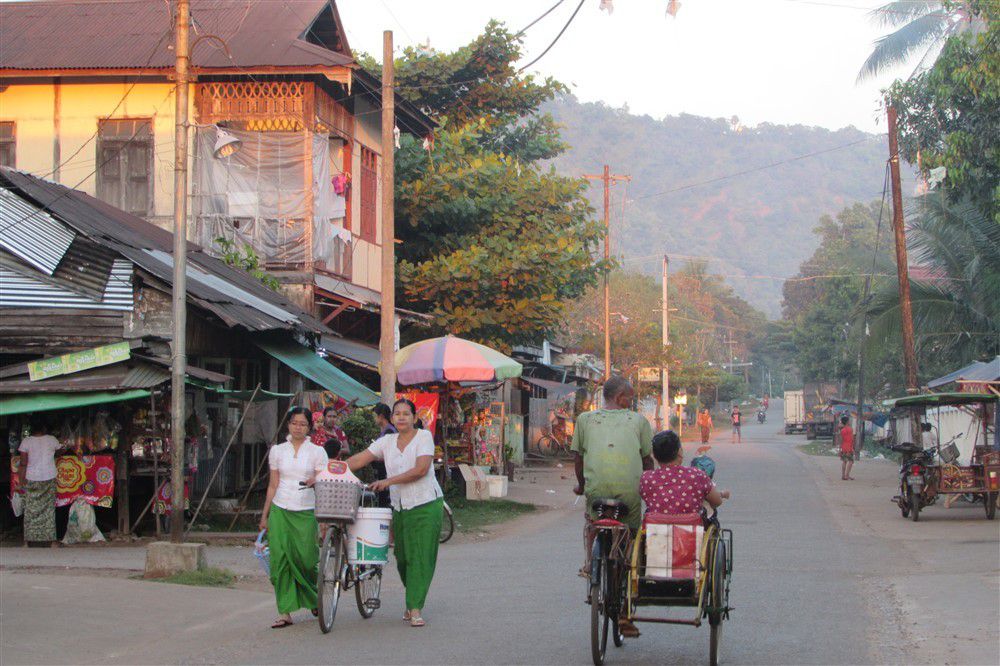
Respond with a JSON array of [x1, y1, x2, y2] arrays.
[[546, 96, 907, 317]]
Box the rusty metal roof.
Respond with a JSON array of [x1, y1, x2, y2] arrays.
[[0, 0, 353, 72], [0, 167, 327, 336], [0, 362, 169, 393]]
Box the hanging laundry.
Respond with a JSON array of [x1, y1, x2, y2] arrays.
[[332, 173, 350, 196], [394, 125, 401, 149], [331, 193, 347, 218], [666, 0, 682, 17], [599, 0, 614, 14], [927, 166, 947, 187], [422, 134, 435, 152]]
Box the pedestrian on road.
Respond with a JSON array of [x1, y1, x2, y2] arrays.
[[259, 407, 328, 629], [312, 405, 349, 453], [348, 398, 444, 628], [839, 415, 855, 481], [696, 408, 713, 444], [731, 406, 742, 443], [640, 430, 730, 514], [17, 418, 64, 547]]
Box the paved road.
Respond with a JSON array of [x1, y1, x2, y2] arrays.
[[2, 406, 997, 665]]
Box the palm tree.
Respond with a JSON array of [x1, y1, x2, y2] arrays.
[[866, 194, 1000, 371], [857, 1, 984, 82]]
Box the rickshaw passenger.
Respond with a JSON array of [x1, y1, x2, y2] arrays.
[[640, 430, 730, 516]]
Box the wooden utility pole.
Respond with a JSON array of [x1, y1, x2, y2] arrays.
[[169, 0, 191, 542], [379, 31, 397, 403], [661, 254, 670, 430], [582, 166, 630, 382], [887, 105, 919, 393], [855, 275, 871, 458]]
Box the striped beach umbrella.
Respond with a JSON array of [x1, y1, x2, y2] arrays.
[[395, 335, 523, 386]]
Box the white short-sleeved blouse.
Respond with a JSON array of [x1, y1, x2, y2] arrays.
[[268, 438, 328, 512], [367, 429, 443, 511]]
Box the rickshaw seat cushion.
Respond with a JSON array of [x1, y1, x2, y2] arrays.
[[644, 512, 702, 527], [643, 519, 704, 580]]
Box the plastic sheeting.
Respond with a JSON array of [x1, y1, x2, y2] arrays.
[[193, 127, 346, 266]]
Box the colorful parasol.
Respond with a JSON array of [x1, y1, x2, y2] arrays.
[[395, 336, 523, 386]]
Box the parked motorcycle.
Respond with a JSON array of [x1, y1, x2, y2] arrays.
[[888, 443, 936, 521]]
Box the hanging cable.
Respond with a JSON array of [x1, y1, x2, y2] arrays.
[[518, 0, 587, 73]]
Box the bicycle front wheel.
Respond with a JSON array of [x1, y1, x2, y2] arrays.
[[317, 525, 345, 633], [354, 564, 383, 618], [536, 435, 558, 457], [590, 539, 610, 666]]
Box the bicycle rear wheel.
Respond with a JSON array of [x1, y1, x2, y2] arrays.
[[535, 434, 559, 457], [439, 502, 455, 544], [354, 564, 383, 618], [317, 526, 345, 633], [708, 538, 728, 666], [590, 539, 610, 666]]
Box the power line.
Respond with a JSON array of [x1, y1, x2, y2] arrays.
[[516, 0, 568, 37], [518, 0, 587, 73]]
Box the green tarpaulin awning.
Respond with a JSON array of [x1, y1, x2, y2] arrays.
[[215, 388, 295, 402], [882, 392, 998, 408], [255, 339, 378, 406], [0, 389, 151, 416]]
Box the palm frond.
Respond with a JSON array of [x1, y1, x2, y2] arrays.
[[870, 1, 943, 29], [857, 9, 953, 82]]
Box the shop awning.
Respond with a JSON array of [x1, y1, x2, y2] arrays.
[[521, 376, 580, 399], [215, 388, 295, 402], [255, 338, 378, 406], [0, 389, 151, 416], [320, 335, 380, 370]]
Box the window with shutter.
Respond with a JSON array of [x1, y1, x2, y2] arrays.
[[96, 118, 153, 216], [359, 146, 377, 243], [0, 122, 15, 168]]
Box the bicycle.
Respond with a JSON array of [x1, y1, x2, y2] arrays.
[[535, 422, 571, 457], [309, 481, 387, 633], [587, 498, 631, 666], [439, 500, 455, 544]]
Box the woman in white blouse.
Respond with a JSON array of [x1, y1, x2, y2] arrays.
[[349, 398, 443, 627], [259, 407, 328, 629]]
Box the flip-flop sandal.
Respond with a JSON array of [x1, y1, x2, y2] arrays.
[[410, 616, 426, 628], [271, 619, 293, 629], [403, 611, 411, 621], [311, 609, 319, 617]]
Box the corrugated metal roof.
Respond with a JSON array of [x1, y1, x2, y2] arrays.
[[0, 0, 353, 72], [51, 235, 118, 300], [0, 168, 325, 335], [0, 362, 169, 393], [0, 258, 133, 311], [0, 187, 76, 274]]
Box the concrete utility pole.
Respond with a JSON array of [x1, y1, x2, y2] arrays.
[[887, 105, 919, 394], [582, 166, 630, 382], [856, 274, 872, 456], [379, 31, 396, 403], [661, 254, 670, 430], [170, 0, 191, 542]]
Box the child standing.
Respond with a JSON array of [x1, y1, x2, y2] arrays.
[[839, 415, 855, 481]]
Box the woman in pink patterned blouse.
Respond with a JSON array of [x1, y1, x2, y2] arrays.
[[640, 430, 730, 515]]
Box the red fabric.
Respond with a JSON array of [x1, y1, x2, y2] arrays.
[[671, 525, 698, 577], [10, 454, 115, 508], [396, 391, 440, 435], [840, 426, 854, 454], [640, 465, 714, 514], [592, 518, 626, 528]]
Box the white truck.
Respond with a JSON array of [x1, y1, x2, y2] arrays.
[[784, 390, 805, 434]]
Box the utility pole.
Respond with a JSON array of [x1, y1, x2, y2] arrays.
[[379, 31, 396, 403], [169, 0, 191, 542], [582, 166, 630, 382], [855, 275, 872, 457], [661, 254, 670, 431], [887, 105, 919, 394]]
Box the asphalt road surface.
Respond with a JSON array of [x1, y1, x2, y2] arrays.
[[2, 404, 998, 665]]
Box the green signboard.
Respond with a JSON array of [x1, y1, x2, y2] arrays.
[[28, 342, 131, 381]]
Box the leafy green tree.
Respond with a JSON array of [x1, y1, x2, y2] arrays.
[[213, 237, 279, 290], [857, 1, 984, 82], [363, 25, 604, 348], [887, 0, 999, 218]]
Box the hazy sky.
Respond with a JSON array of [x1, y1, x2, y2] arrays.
[[338, 0, 902, 133]]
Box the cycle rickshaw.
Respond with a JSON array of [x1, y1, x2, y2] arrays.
[[587, 499, 733, 666]]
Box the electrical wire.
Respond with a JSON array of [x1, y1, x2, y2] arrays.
[[518, 0, 587, 73], [515, 0, 568, 37]]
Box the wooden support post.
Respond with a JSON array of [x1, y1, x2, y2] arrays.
[[379, 31, 397, 404]]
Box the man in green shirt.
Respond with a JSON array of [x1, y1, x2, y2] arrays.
[[571, 375, 654, 530]]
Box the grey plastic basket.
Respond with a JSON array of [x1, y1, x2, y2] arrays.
[[313, 479, 362, 523]]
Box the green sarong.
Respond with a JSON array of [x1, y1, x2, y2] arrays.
[[24, 479, 57, 543], [267, 505, 318, 614], [393, 497, 443, 611]]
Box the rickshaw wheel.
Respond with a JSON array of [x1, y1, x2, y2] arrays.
[[708, 539, 727, 666], [590, 544, 610, 666], [984, 492, 997, 520]]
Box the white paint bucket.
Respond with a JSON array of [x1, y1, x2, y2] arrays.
[[346, 507, 392, 564]]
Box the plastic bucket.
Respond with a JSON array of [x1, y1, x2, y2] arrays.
[[346, 507, 393, 564]]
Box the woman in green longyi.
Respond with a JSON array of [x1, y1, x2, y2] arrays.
[[259, 407, 328, 629], [348, 398, 444, 628]]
